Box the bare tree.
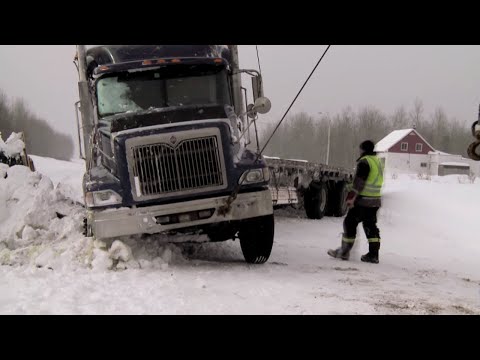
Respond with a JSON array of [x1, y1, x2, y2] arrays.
[[391, 105, 410, 129], [409, 98, 424, 128], [0, 90, 13, 137], [0, 89, 75, 160], [430, 107, 450, 150], [260, 98, 472, 169]]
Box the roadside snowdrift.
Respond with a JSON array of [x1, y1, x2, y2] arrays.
[[1, 157, 479, 314], [0, 165, 198, 272]]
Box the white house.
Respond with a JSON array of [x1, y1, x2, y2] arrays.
[[375, 128, 479, 177]]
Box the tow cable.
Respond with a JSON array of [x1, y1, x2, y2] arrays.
[[218, 45, 332, 215]]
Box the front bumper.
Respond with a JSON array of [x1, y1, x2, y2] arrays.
[[88, 189, 273, 239]]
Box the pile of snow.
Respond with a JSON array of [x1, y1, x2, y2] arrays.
[[0, 164, 196, 272], [0, 132, 25, 158], [380, 173, 480, 278], [29, 155, 86, 204], [90, 237, 189, 272], [0, 165, 87, 270], [0, 163, 9, 179]]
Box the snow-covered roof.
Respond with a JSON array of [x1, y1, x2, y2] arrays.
[[375, 128, 435, 153], [375, 129, 414, 152], [285, 158, 308, 163], [440, 162, 470, 167], [263, 155, 280, 160], [429, 150, 451, 155]]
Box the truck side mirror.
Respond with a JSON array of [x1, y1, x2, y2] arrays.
[[252, 74, 264, 101], [251, 97, 271, 115]]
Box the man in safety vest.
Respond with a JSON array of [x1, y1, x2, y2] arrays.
[[328, 140, 384, 264]]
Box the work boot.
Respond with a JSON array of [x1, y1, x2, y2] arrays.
[[361, 242, 380, 264], [327, 240, 354, 260]]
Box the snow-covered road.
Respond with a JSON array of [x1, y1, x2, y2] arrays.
[[0, 157, 478, 314]]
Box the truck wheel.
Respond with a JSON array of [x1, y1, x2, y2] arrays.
[[304, 182, 328, 219], [326, 181, 349, 217], [239, 215, 274, 264]]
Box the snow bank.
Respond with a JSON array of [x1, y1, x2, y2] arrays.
[[0, 132, 25, 158], [0, 165, 87, 270], [385, 173, 478, 185], [0, 165, 193, 272], [380, 173, 480, 278], [0, 163, 8, 178], [29, 155, 85, 204]]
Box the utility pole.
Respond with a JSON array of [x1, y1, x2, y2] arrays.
[[319, 112, 331, 165], [326, 117, 331, 165]]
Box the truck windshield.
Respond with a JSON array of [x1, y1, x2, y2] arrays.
[[96, 67, 231, 117]]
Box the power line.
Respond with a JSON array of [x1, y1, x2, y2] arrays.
[[259, 45, 331, 155], [219, 45, 332, 214]]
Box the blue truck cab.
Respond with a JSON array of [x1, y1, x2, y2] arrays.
[[74, 45, 274, 264]]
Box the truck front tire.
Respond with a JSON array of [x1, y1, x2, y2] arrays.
[[239, 215, 275, 264]]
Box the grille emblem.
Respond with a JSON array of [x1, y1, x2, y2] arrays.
[[170, 135, 177, 145]]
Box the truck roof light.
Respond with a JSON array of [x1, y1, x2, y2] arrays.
[[171, 59, 181, 63], [142, 60, 153, 65], [157, 59, 167, 64]]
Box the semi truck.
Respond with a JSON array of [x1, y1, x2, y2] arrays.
[[74, 45, 353, 264]]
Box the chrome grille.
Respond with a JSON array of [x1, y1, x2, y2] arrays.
[[130, 135, 224, 198]]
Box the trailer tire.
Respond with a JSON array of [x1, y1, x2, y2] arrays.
[[304, 189, 313, 218], [304, 182, 328, 219], [324, 181, 337, 216], [327, 181, 349, 217], [239, 215, 275, 264]]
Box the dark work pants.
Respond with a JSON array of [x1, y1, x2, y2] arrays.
[[342, 206, 380, 243]]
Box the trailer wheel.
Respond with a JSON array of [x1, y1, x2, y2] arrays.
[[239, 215, 274, 264], [304, 182, 328, 219], [324, 181, 337, 216], [327, 181, 349, 217]]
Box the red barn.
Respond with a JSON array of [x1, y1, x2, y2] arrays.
[[375, 128, 477, 176]]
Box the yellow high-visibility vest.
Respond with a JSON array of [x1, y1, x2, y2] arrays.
[[359, 155, 384, 197]]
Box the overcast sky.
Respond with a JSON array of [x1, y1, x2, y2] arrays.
[[1, 45, 479, 154]]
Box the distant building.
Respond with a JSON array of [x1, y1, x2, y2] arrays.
[[375, 128, 479, 176]]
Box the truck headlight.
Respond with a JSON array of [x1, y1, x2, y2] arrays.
[[239, 168, 270, 184], [85, 190, 122, 208]]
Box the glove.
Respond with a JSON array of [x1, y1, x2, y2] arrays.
[[345, 191, 357, 208]]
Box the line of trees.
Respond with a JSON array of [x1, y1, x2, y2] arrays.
[[0, 89, 74, 160], [259, 99, 473, 170]]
